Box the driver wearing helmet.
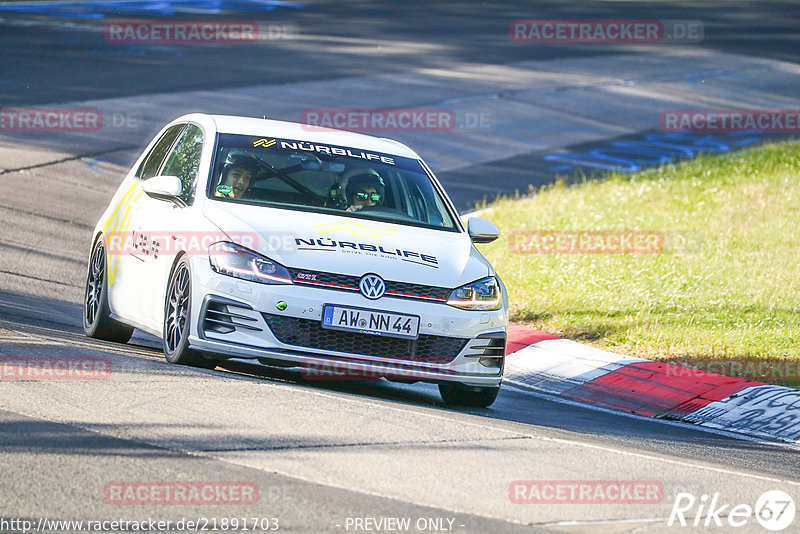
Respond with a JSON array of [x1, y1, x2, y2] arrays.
[[215, 152, 261, 198], [345, 170, 385, 212]]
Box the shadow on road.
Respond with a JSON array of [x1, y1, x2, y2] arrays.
[[1, 289, 797, 483]]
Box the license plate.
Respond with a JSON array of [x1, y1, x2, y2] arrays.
[[322, 305, 420, 340]]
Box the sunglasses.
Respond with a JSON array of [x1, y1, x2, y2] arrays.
[[354, 191, 382, 202]]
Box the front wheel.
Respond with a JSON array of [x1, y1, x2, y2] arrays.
[[163, 257, 215, 368], [439, 383, 500, 408], [83, 239, 134, 343]]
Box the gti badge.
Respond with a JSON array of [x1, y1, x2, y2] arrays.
[[359, 273, 385, 300]]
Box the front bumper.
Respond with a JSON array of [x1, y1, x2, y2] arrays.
[[187, 256, 507, 387]]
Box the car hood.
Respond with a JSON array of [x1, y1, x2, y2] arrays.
[[202, 201, 490, 288]]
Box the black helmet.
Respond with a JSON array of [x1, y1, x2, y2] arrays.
[[222, 152, 261, 177], [345, 171, 385, 201]]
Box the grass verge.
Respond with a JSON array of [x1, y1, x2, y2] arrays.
[[477, 140, 800, 386]]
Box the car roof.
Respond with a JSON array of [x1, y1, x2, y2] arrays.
[[178, 113, 421, 160]]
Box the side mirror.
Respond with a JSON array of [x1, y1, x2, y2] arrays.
[[467, 217, 500, 244], [143, 175, 185, 205]]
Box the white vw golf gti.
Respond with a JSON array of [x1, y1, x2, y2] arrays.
[[84, 114, 508, 406]]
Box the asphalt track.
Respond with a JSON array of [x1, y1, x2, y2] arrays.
[[1, 1, 800, 532]]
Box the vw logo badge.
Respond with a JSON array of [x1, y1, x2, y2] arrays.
[[359, 273, 385, 300]]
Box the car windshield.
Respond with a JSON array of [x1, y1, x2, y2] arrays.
[[208, 133, 459, 231]]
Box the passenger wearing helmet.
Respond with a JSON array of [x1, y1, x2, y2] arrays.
[[345, 170, 385, 212], [215, 152, 261, 198]]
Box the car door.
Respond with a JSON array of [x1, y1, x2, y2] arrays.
[[106, 124, 185, 325], [133, 123, 205, 331]]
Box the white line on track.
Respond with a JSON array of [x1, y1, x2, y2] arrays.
[[537, 517, 668, 527]]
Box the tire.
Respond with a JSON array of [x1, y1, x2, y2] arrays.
[[83, 238, 134, 343], [163, 257, 216, 368], [439, 383, 500, 408]]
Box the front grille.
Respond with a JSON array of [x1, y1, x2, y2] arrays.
[[290, 269, 357, 289], [263, 313, 468, 363], [387, 281, 450, 300], [288, 268, 451, 302]]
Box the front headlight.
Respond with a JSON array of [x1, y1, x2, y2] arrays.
[[447, 276, 501, 310], [209, 241, 293, 285]]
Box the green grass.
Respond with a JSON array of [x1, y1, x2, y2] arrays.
[[477, 140, 800, 379]]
